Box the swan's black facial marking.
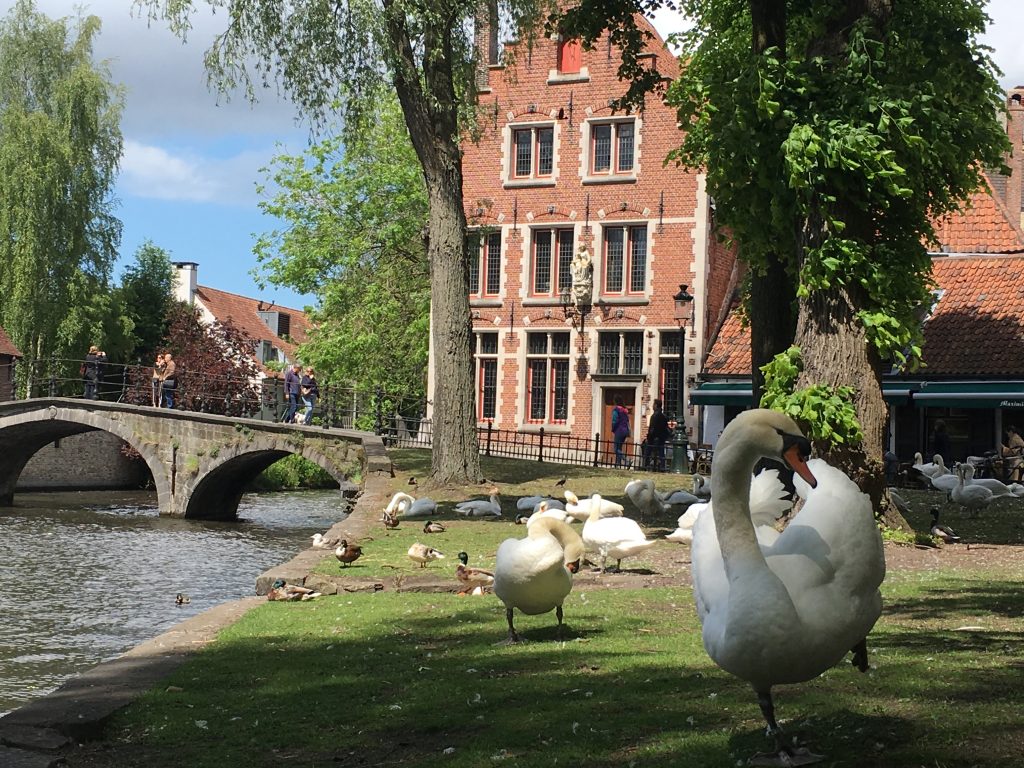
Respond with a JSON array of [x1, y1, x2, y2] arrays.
[[776, 428, 817, 488], [566, 559, 581, 574]]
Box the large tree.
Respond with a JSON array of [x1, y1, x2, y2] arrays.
[[253, 95, 430, 406], [143, 0, 552, 485], [119, 241, 176, 360], [0, 0, 123, 381], [562, 0, 1008, 519]]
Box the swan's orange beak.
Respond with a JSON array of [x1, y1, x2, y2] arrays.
[[783, 444, 817, 488], [565, 559, 580, 574]]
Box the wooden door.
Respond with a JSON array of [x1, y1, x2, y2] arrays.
[[602, 387, 636, 465]]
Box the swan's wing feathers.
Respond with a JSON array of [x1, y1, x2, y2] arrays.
[[748, 469, 792, 525]]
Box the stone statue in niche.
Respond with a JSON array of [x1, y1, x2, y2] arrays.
[[570, 246, 593, 309]]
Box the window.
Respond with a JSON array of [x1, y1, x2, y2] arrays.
[[591, 120, 635, 175], [602, 225, 647, 295], [475, 332, 499, 420], [659, 331, 682, 419], [530, 228, 574, 296], [468, 230, 501, 297], [511, 125, 554, 179], [526, 331, 570, 423], [557, 38, 581, 74], [597, 331, 644, 376]]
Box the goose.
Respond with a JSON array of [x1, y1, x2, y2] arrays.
[[266, 578, 321, 602], [311, 532, 340, 549], [962, 464, 1015, 498], [624, 478, 670, 518], [563, 490, 623, 522], [691, 473, 712, 500], [666, 469, 791, 545], [581, 494, 658, 573], [335, 540, 363, 567], [951, 464, 993, 517], [423, 520, 446, 534], [691, 409, 884, 764], [407, 542, 445, 568], [454, 487, 502, 517], [455, 551, 495, 594], [493, 518, 584, 643], [929, 507, 962, 544]]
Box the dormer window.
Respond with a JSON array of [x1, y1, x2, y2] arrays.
[[512, 125, 554, 179]]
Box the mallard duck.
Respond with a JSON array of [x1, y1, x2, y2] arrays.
[[423, 520, 446, 534], [455, 551, 495, 595], [563, 490, 623, 522], [408, 542, 445, 567], [455, 486, 502, 516], [175, 593, 191, 605], [311, 532, 339, 549], [581, 494, 657, 573], [266, 578, 321, 602], [691, 409, 884, 764], [493, 518, 584, 643], [382, 510, 400, 529], [335, 540, 363, 567], [930, 507, 962, 543]]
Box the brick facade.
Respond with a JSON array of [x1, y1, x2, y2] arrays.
[[443, 15, 733, 448]]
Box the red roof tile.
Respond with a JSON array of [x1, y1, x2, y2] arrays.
[[931, 180, 1024, 255], [193, 286, 311, 370], [0, 325, 22, 357], [703, 308, 750, 376]]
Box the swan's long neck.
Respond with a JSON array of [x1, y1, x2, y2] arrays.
[[711, 440, 768, 578]]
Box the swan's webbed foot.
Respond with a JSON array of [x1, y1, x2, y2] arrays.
[[850, 638, 869, 672], [497, 608, 524, 645], [751, 690, 824, 766]]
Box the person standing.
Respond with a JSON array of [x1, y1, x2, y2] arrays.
[[1001, 425, 1024, 482], [282, 362, 302, 423], [151, 353, 165, 407], [611, 395, 631, 468], [645, 399, 672, 472], [161, 352, 177, 409], [930, 419, 951, 464], [300, 366, 319, 425], [82, 345, 103, 400]]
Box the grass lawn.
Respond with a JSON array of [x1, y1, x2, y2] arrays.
[[74, 452, 1024, 767]]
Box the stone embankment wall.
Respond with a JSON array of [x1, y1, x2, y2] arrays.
[[16, 432, 148, 491]]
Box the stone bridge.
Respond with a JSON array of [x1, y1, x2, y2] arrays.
[[0, 399, 386, 520]]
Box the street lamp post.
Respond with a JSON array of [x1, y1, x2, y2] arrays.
[[672, 284, 694, 474]]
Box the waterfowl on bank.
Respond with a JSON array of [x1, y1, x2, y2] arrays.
[[455, 551, 495, 595], [930, 507, 962, 544], [382, 510, 400, 529], [423, 520, 446, 534], [311, 532, 340, 549], [408, 542, 445, 567], [658, 488, 702, 508], [691, 409, 884, 765], [952, 464, 993, 517], [691, 473, 712, 500], [963, 466, 1015, 498], [523, 500, 574, 526], [563, 490, 623, 522], [266, 578, 321, 602], [624, 478, 669, 518], [335, 540, 363, 567], [455, 487, 502, 517], [581, 494, 657, 573], [912, 452, 944, 478], [493, 518, 584, 643], [175, 593, 191, 605]]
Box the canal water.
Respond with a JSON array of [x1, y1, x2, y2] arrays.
[[0, 488, 346, 717]]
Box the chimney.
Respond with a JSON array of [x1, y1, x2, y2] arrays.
[[474, 0, 499, 91], [1006, 88, 1024, 230], [172, 262, 199, 305]]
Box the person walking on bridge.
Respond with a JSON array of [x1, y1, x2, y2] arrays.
[[300, 366, 319, 425], [282, 362, 302, 423], [81, 346, 105, 400], [160, 352, 177, 409]]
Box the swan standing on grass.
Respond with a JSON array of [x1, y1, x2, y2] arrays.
[[493, 518, 584, 643], [691, 409, 884, 766], [952, 464, 993, 517], [581, 494, 657, 573], [962, 463, 1015, 498]]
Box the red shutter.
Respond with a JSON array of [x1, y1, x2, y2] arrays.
[[558, 39, 581, 74]]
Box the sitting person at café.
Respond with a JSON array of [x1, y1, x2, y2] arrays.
[[1000, 425, 1024, 483]]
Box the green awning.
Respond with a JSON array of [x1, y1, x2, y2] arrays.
[[690, 381, 916, 407], [911, 381, 1024, 409]]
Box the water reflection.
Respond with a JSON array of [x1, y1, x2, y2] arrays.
[[0, 489, 347, 716]]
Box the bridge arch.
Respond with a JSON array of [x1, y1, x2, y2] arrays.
[[0, 404, 169, 509]]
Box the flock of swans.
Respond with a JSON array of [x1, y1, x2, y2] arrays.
[[909, 451, 1024, 517]]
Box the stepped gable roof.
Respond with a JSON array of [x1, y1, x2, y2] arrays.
[[703, 308, 750, 377], [924, 255, 1024, 376], [193, 285, 310, 362], [0, 325, 21, 357], [931, 178, 1024, 255]]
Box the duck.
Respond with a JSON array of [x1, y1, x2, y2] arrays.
[[563, 490, 623, 522], [691, 473, 712, 500], [175, 593, 191, 605], [929, 507, 962, 544], [690, 409, 884, 764], [382, 510, 400, 529], [266, 578, 321, 602], [423, 520, 446, 534], [581, 494, 658, 573], [455, 551, 495, 595], [408, 542, 445, 567], [311, 532, 339, 549], [493, 518, 584, 643], [952, 464, 993, 517], [624, 478, 669, 518], [455, 486, 502, 517], [334, 540, 363, 567]]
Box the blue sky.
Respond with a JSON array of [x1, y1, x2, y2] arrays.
[[11, 1, 1024, 313]]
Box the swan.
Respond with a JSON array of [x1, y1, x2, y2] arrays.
[[929, 466, 959, 495], [691, 409, 884, 764], [624, 478, 669, 518], [493, 518, 583, 643], [385, 491, 415, 515], [454, 487, 502, 517], [951, 464, 993, 517], [887, 488, 911, 517], [658, 488, 701, 507], [525, 500, 574, 526], [691, 473, 712, 500], [667, 469, 791, 545], [404, 497, 438, 518], [563, 490, 623, 522], [455, 551, 495, 594], [665, 502, 705, 543], [581, 494, 657, 573], [517, 495, 555, 511], [407, 542, 445, 567], [912, 452, 943, 478], [929, 507, 961, 544], [962, 465, 1015, 498]]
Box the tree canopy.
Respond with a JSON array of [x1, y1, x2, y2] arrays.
[[118, 241, 176, 360]]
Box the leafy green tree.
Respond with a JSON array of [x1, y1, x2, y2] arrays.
[[119, 241, 175, 359], [254, 96, 429, 405], [140, 0, 554, 484], [561, 0, 1008, 518], [0, 0, 123, 384]]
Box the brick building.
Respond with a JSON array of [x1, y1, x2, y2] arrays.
[[434, 15, 736, 454], [0, 325, 22, 401]]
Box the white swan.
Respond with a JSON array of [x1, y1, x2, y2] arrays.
[[404, 497, 438, 518], [665, 502, 706, 543], [385, 491, 414, 515], [581, 494, 657, 573], [516, 495, 557, 511], [563, 490, 623, 522], [952, 464, 993, 517], [658, 488, 701, 507], [493, 518, 584, 643], [525, 500, 574, 527], [929, 465, 959, 495], [691, 409, 884, 763], [624, 478, 669, 518], [454, 487, 502, 517], [912, 452, 943, 478], [667, 469, 791, 545], [691, 473, 712, 500], [962, 465, 1015, 498]]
